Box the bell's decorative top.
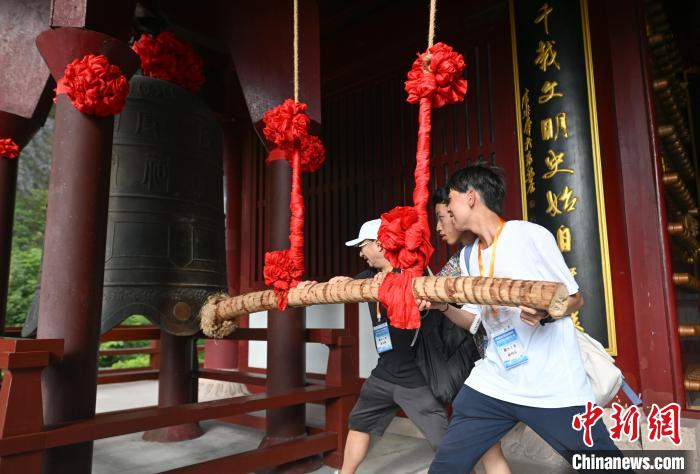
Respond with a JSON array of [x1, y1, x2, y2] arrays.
[[132, 32, 205, 92]]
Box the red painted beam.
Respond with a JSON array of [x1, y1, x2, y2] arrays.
[[0, 0, 51, 118], [226, 0, 321, 126], [218, 328, 350, 346], [0, 385, 352, 457], [99, 326, 161, 342]]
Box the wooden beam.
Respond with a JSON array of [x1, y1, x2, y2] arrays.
[[0, 385, 352, 457]]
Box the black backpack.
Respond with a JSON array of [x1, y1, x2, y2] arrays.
[[415, 309, 483, 404]]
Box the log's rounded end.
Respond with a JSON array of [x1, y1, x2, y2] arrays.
[[547, 283, 570, 318], [200, 293, 237, 338]]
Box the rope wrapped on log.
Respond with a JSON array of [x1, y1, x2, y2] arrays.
[[200, 275, 570, 338]]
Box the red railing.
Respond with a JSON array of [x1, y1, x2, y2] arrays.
[[0, 304, 360, 473]]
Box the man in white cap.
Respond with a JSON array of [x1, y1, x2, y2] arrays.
[[337, 219, 448, 474]]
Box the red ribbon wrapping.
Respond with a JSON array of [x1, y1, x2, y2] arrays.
[[55, 54, 129, 117], [377, 42, 467, 329], [262, 150, 306, 309], [0, 138, 20, 159], [262, 100, 324, 309], [132, 32, 205, 92]]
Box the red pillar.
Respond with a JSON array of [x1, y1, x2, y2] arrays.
[[204, 118, 242, 371], [0, 146, 19, 333], [0, 85, 53, 333], [143, 331, 203, 442], [605, 0, 685, 407], [225, 2, 321, 470], [258, 159, 322, 473], [34, 28, 139, 473]]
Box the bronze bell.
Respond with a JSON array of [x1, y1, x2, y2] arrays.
[[102, 75, 226, 335], [23, 75, 226, 336]]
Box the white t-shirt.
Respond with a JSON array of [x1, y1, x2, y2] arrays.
[[461, 220, 595, 408]]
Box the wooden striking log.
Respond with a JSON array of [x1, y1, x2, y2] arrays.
[[200, 275, 570, 338]]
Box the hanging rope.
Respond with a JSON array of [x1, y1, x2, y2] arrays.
[[427, 0, 437, 49], [377, 0, 467, 329], [257, 0, 326, 310], [293, 0, 299, 103]]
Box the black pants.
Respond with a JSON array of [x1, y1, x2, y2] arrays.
[[348, 375, 448, 451], [430, 385, 626, 473]]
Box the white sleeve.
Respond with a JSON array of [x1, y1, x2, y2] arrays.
[[532, 225, 579, 295]]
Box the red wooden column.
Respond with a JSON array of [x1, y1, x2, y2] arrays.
[[605, 0, 685, 407], [0, 2, 49, 327], [258, 158, 322, 473], [143, 331, 203, 442], [0, 86, 52, 333], [226, 2, 321, 471], [204, 118, 242, 372], [34, 28, 139, 473]]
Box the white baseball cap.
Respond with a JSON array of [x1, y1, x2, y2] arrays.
[[345, 218, 381, 247]]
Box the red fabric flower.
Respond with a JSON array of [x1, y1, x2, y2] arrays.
[[262, 99, 311, 151], [299, 134, 326, 172], [378, 206, 433, 273], [264, 249, 304, 310], [55, 54, 129, 116], [132, 32, 205, 92], [405, 42, 467, 109], [0, 139, 20, 159], [377, 206, 433, 330]]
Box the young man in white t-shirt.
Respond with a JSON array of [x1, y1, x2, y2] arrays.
[[427, 164, 624, 473]]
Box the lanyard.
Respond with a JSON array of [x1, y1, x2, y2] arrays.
[[376, 302, 382, 323], [478, 219, 505, 315], [477, 219, 505, 278]]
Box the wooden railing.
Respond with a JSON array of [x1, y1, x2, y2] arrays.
[[3, 325, 210, 385], [0, 304, 360, 472], [5, 325, 167, 384], [97, 325, 162, 384]]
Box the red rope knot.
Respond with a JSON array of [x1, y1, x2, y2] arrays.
[[132, 32, 205, 92], [377, 206, 434, 329], [55, 54, 130, 116], [262, 99, 310, 151], [263, 248, 304, 310], [0, 138, 20, 159], [405, 42, 468, 109]]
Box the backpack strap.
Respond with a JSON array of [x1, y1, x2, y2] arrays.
[[620, 378, 643, 405], [460, 244, 473, 276]]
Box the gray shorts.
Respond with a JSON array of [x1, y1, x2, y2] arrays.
[[348, 375, 448, 451]]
